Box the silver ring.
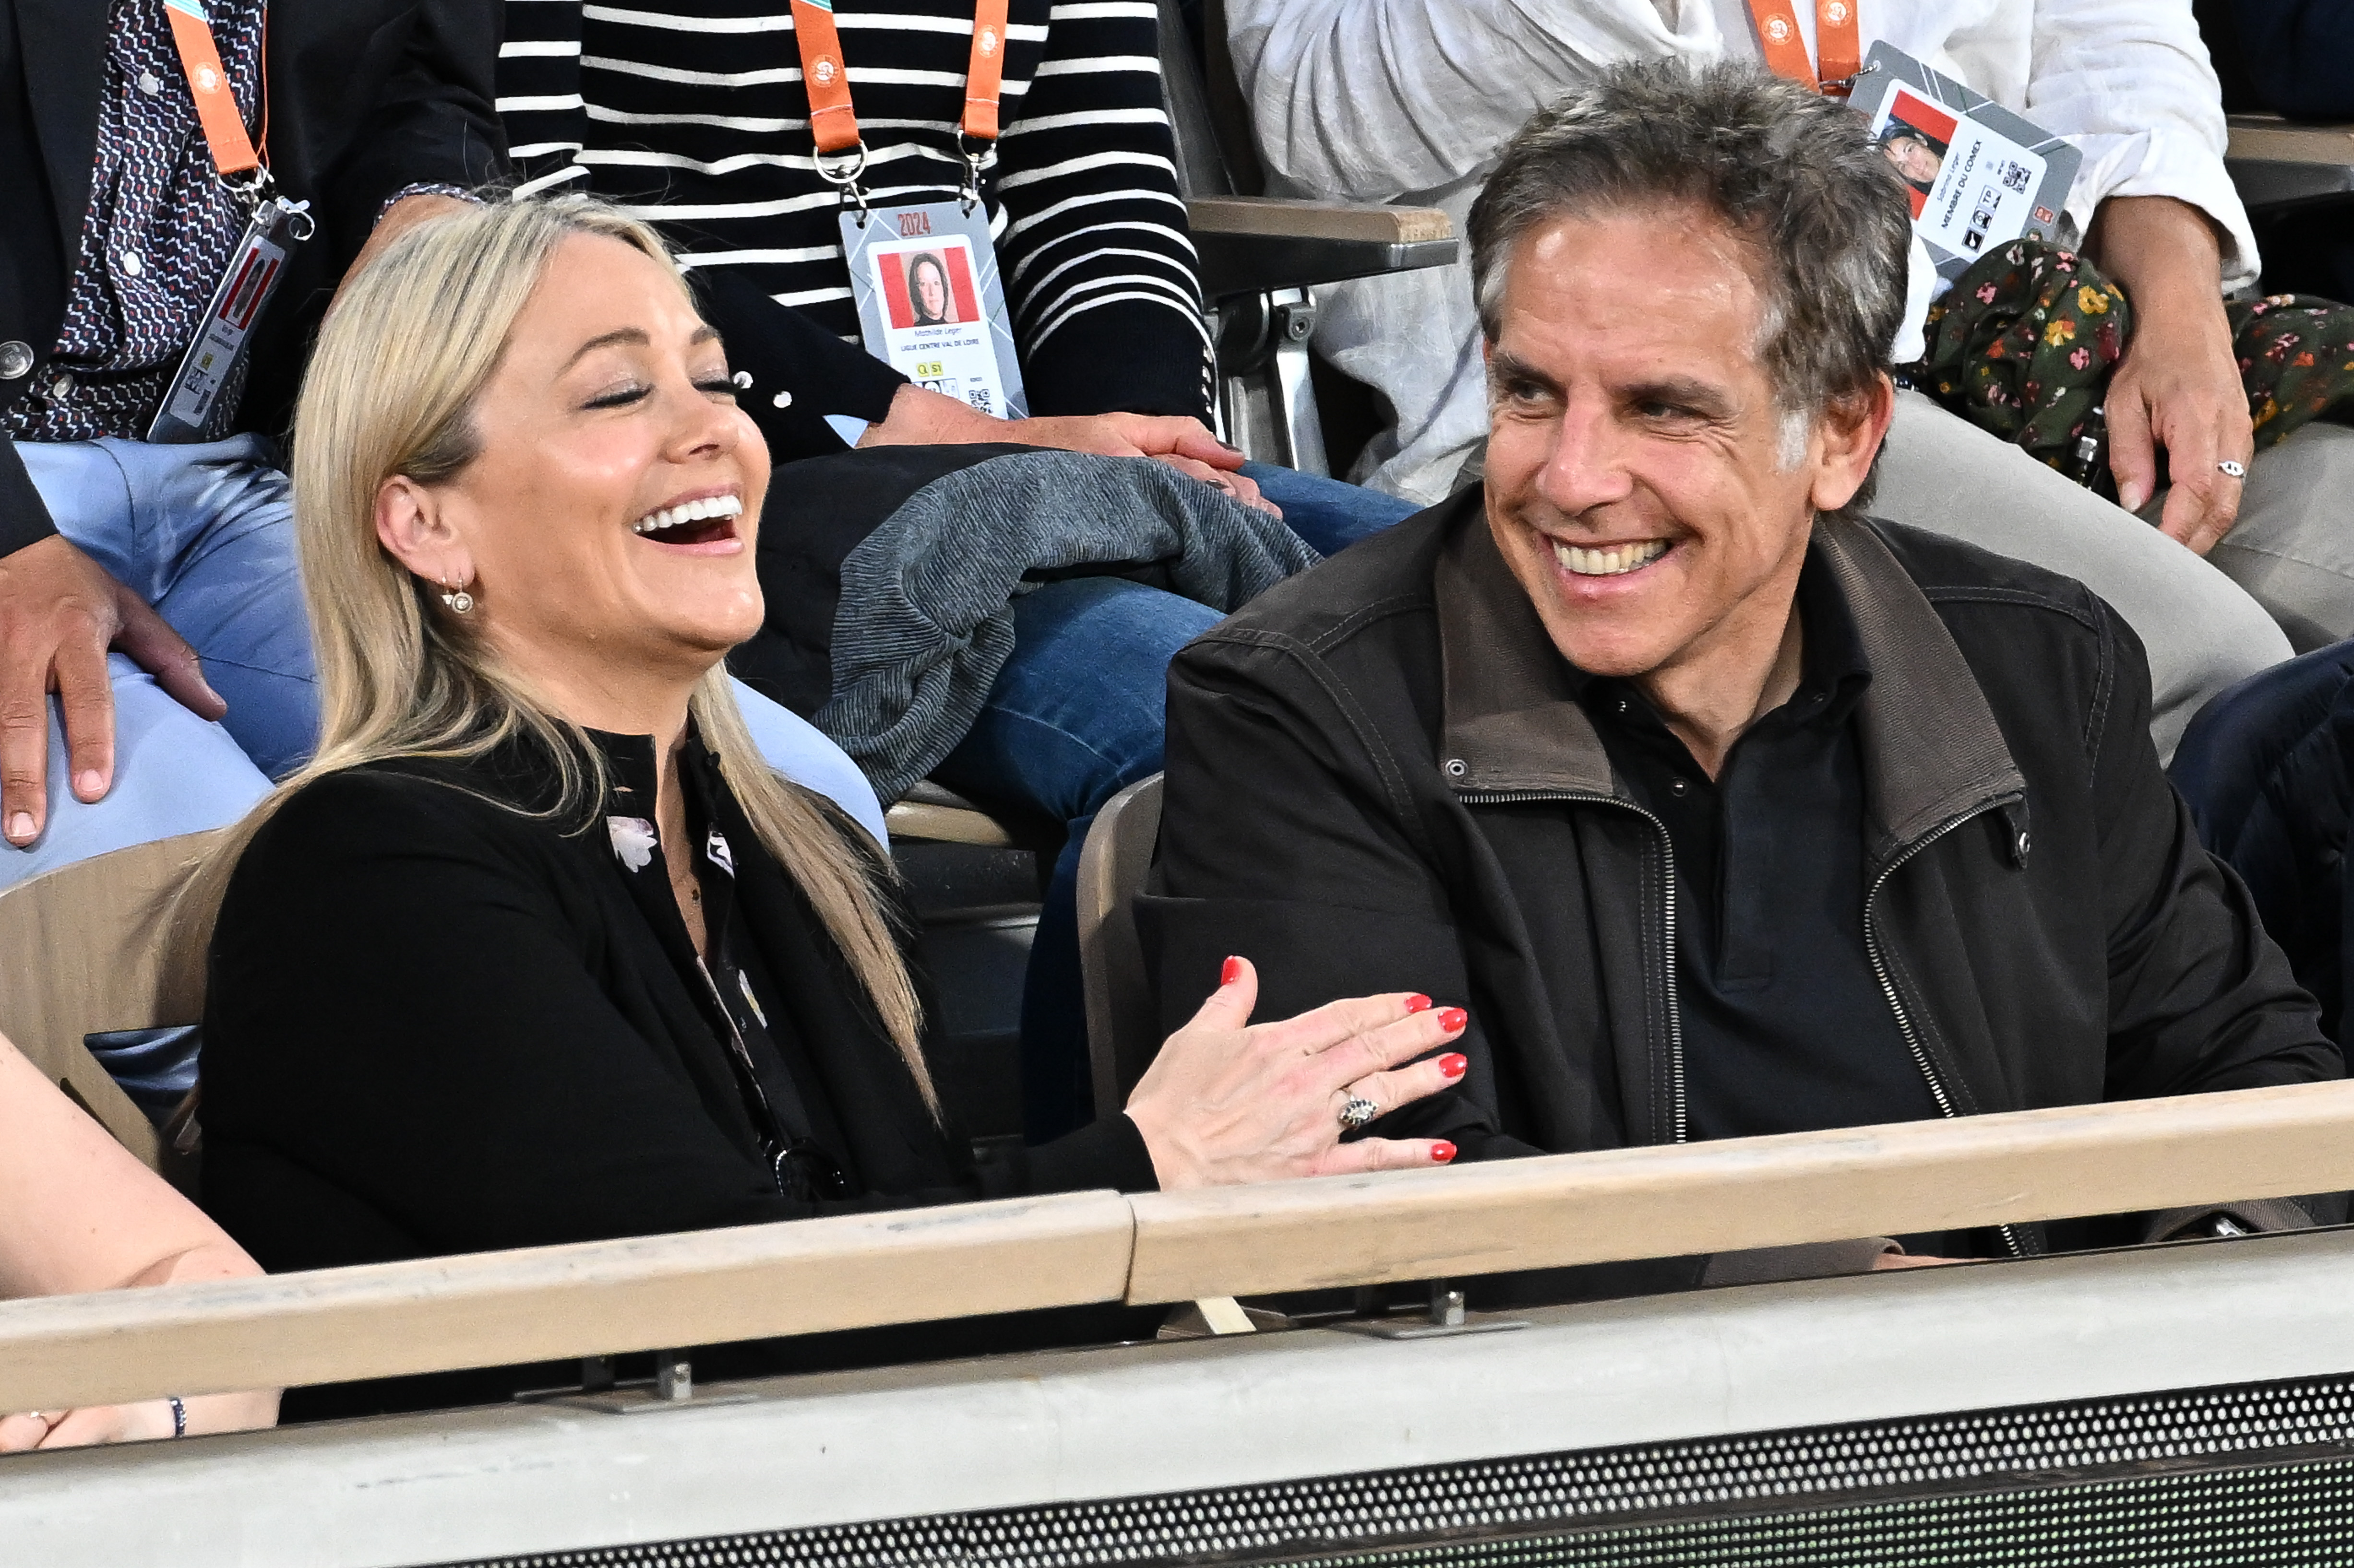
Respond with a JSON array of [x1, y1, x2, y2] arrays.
[[2217, 459, 2248, 480], [1338, 1096, 1380, 1133]]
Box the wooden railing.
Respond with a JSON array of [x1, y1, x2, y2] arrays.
[[9, 1079, 2354, 1414]]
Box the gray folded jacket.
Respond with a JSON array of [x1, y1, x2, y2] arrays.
[[732, 444, 1318, 804]]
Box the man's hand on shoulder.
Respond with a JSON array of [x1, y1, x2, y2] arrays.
[[860, 383, 1281, 516], [0, 535, 222, 845]]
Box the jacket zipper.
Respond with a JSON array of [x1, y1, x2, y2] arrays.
[[1861, 794, 2028, 1259], [1459, 789, 1688, 1142]]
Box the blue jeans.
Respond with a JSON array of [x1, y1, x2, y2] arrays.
[[933, 575, 1222, 1141], [5, 436, 310, 891], [1243, 463, 1420, 557], [5, 436, 883, 889]]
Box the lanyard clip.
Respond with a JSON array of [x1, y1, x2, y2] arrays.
[[1819, 60, 1880, 99], [955, 131, 992, 214], [815, 142, 872, 225], [218, 163, 275, 211]]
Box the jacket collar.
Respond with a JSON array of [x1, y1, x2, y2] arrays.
[[1435, 495, 2026, 864]]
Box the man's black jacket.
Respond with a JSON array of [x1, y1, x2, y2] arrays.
[[1143, 492, 2344, 1266], [0, 0, 504, 555]]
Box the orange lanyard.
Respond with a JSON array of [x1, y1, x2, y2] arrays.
[[1745, 0, 1862, 98], [161, 0, 263, 180], [789, 0, 1010, 158]]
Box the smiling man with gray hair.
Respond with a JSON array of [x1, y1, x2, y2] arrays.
[[1142, 61, 2342, 1286]]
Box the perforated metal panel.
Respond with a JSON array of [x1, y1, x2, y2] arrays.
[[442, 1374, 2354, 1568]]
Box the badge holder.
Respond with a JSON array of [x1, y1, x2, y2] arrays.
[[798, 0, 1028, 419], [1846, 42, 2083, 289], [147, 176, 314, 444], [836, 182, 1029, 422], [147, 0, 312, 444]]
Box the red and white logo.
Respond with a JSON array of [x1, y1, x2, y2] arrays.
[[195, 64, 221, 93], [813, 56, 838, 85], [978, 27, 998, 57], [1764, 16, 1792, 43], [1824, 2, 1849, 24]]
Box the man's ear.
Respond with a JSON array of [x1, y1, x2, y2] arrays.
[[1808, 372, 1897, 515], [374, 475, 474, 590]]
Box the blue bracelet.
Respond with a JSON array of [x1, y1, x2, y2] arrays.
[[167, 1395, 186, 1438]]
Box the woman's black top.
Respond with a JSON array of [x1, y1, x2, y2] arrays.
[[199, 726, 1157, 1405]]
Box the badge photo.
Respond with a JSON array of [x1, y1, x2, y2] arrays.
[[877, 243, 981, 332], [1874, 91, 1954, 219]]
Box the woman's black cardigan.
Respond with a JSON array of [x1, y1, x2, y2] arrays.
[[198, 728, 1158, 1411]]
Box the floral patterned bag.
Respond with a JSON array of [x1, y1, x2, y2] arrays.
[[1900, 236, 2354, 489]]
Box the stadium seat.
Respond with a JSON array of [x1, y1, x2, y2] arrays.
[[1155, 0, 1458, 475], [884, 778, 1025, 848], [0, 830, 222, 1177], [2225, 113, 2354, 213], [1075, 772, 1164, 1121]]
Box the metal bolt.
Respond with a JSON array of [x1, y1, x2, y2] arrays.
[[653, 1349, 692, 1402], [1429, 1284, 1467, 1329]]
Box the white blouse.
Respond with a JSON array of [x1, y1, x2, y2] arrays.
[[1227, 0, 2253, 501]]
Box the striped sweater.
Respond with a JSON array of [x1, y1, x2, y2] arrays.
[[498, 0, 1211, 420]]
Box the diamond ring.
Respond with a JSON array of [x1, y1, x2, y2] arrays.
[[2217, 459, 2247, 480], [1338, 1096, 1380, 1133]]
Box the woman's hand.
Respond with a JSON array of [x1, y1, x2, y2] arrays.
[[0, 1401, 174, 1451], [1123, 956, 1469, 1190], [0, 1385, 279, 1450]]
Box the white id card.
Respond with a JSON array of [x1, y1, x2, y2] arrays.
[[1847, 43, 2081, 287], [840, 200, 1028, 420]]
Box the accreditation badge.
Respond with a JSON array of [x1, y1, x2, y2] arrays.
[[147, 194, 315, 443], [1847, 43, 2082, 289], [840, 199, 1028, 420]]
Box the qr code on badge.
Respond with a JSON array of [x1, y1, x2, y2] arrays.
[[966, 387, 994, 415], [2001, 161, 2032, 193]]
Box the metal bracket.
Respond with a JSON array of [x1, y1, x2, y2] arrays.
[[514, 1352, 755, 1415], [1333, 1282, 1529, 1341]]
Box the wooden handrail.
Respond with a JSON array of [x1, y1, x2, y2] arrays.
[[7, 1081, 2354, 1414], [0, 1192, 1135, 1414], [1126, 1079, 2354, 1302]]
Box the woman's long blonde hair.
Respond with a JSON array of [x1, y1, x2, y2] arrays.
[[175, 198, 932, 1113]]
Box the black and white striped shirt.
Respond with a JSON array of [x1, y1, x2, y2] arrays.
[[498, 0, 1210, 419]]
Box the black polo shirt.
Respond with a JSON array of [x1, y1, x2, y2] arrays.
[[1572, 548, 1942, 1143]]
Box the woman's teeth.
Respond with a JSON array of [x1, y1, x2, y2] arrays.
[[1555, 539, 1668, 577], [632, 494, 743, 536]]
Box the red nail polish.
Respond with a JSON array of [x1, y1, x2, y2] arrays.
[[1439, 1052, 1468, 1079], [1431, 1141, 1457, 1164], [1221, 956, 1243, 986], [1403, 993, 1433, 1013], [1437, 1007, 1469, 1033]]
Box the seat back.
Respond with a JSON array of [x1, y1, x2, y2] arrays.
[[1075, 774, 1164, 1122], [1153, 0, 1237, 200], [0, 830, 225, 1169]]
